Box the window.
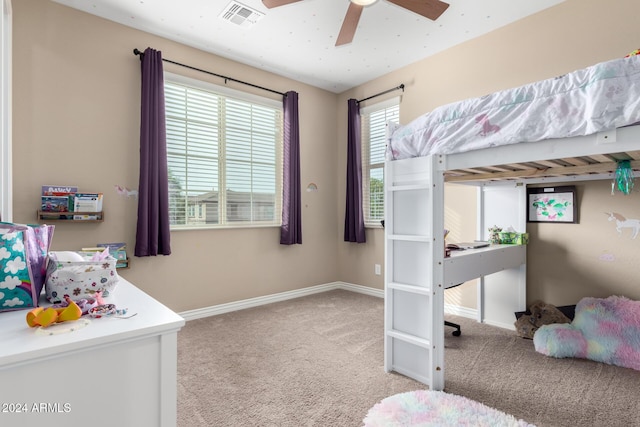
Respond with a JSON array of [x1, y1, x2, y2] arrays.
[[164, 73, 283, 229], [361, 98, 399, 227]]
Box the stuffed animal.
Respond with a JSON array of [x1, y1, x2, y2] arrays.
[[534, 296, 640, 371], [515, 300, 571, 339]]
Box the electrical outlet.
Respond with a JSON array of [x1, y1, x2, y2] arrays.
[[375, 264, 381, 275]]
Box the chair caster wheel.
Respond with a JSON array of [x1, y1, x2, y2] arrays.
[[452, 330, 461, 337]]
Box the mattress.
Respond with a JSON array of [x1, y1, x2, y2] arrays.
[[386, 55, 640, 161]]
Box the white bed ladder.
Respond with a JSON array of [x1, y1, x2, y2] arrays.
[[384, 155, 446, 391]]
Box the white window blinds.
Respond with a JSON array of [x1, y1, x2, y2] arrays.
[[164, 74, 282, 229], [361, 98, 399, 227]]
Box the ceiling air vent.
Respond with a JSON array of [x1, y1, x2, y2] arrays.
[[220, 1, 264, 28]]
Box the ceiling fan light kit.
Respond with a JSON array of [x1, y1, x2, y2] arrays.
[[350, 0, 378, 6], [262, 0, 449, 46]]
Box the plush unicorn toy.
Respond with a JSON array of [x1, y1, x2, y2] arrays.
[[533, 296, 640, 371]]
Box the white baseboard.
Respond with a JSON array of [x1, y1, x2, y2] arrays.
[[444, 303, 477, 320], [179, 282, 491, 324], [179, 281, 383, 321], [339, 282, 384, 298], [444, 304, 515, 330]]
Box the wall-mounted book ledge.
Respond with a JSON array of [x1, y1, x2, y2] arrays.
[[37, 210, 104, 222]]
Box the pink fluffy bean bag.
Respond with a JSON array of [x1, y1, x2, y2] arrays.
[[533, 296, 640, 370]]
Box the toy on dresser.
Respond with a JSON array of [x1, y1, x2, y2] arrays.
[[26, 295, 83, 328]]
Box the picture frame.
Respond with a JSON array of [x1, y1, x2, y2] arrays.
[[527, 186, 578, 223]]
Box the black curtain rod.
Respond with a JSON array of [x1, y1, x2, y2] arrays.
[[133, 48, 286, 97], [357, 84, 405, 104]]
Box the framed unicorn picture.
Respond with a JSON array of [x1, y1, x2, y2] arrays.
[[527, 186, 578, 223]]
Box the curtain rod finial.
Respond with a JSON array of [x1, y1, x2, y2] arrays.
[[133, 48, 142, 56]]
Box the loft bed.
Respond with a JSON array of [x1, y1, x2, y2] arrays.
[[383, 54, 640, 391]]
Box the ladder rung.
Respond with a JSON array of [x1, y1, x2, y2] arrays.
[[387, 183, 430, 191], [388, 234, 430, 242], [387, 329, 431, 349], [388, 282, 432, 295]]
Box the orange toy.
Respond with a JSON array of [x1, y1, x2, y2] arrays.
[[26, 296, 82, 328]]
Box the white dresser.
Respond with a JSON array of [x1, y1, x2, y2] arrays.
[[0, 277, 185, 427]]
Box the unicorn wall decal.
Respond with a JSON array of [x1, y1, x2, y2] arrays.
[[114, 185, 138, 199], [605, 212, 640, 239]]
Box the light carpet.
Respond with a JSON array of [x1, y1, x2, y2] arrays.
[[363, 390, 534, 427], [177, 289, 640, 427]]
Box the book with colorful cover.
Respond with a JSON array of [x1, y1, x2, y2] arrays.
[[41, 196, 70, 212], [73, 193, 103, 212], [41, 185, 78, 196], [96, 242, 126, 252], [81, 247, 126, 260], [111, 250, 127, 261], [73, 215, 98, 220], [41, 185, 77, 212], [95, 243, 127, 267]]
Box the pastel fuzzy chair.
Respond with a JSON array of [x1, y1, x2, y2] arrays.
[[533, 296, 640, 370]]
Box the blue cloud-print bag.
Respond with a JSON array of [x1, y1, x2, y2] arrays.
[[0, 222, 55, 311]]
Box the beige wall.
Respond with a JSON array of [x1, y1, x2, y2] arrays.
[[12, 0, 640, 313], [337, 0, 640, 307], [13, 0, 339, 312], [527, 180, 640, 304]]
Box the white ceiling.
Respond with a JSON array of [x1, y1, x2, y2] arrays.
[[52, 0, 564, 93]]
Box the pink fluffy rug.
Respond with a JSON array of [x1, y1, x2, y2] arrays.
[[363, 390, 534, 426]]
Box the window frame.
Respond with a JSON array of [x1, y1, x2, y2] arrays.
[[0, 1, 11, 222], [164, 72, 283, 230], [360, 97, 400, 228]]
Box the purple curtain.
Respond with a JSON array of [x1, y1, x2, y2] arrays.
[[280, 91, 302, 245], [344, 98, 366, 243], [135, 47, 171, 257]]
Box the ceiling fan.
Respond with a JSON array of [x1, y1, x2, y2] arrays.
[[262, 0, 450, 46]]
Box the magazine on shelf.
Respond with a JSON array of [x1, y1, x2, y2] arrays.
[[41, 185, 78, 213], [91, 243, 128, 268], [81, 246, 127, 260], [41, 185, 78, 196], [41, 196, 70, 212], [73, 193, 103, 220], [73, 215, 97, 220], [97, 242, 126, 252]]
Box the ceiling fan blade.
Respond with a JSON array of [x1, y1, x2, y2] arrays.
[[386, 0, 449, 21], [262, 0, 303, 8], [336, 3, 363, 46]]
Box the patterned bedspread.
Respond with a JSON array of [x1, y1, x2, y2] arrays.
[[386, 55, 640, 160]]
